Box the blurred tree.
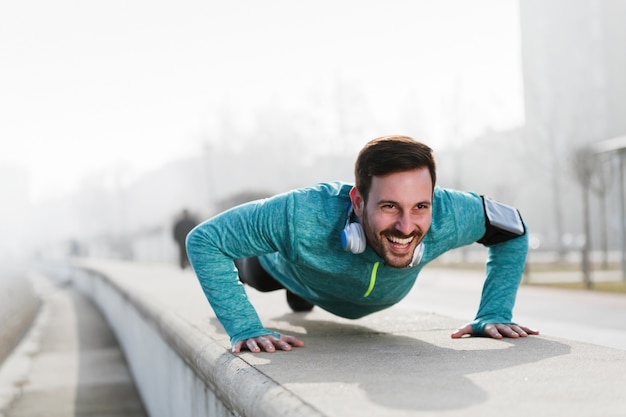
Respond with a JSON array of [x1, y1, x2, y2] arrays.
[[571, 146, 595, 289]]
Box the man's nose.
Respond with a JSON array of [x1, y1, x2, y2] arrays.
[[395, 212, 415, 236]]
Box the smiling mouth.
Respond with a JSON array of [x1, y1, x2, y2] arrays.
[[385, 235, 418, 257], [387, 235, 414, 246]]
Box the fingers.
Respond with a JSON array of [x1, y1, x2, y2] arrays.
[[232, 334, 305, 354], [484, 324, 539, 339], [450, 324, 474, 339], [232, 340, 245, 353], [281, 334, 305, 347], [246, 338, 265, 353], [451, 323, 540, 341], [508, 324, 528, 337], [520, 325, 540, 335], [483, 324, 505, 339]]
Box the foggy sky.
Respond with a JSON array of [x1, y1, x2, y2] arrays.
[[0, 0, 523, 203]]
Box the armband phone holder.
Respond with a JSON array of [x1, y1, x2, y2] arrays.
[[477, 196, 526, 246]]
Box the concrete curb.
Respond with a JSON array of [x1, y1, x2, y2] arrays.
[[70, 263, 325, 417]]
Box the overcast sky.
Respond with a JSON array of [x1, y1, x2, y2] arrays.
[[0, 0, 523, 202]]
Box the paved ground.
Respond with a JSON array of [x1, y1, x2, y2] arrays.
[[0, 271, 147, 417], [402, 266, 626, 350], [0, 266, 40, 364], [71, 259, 626, 417], [1, 260, 625, 417]]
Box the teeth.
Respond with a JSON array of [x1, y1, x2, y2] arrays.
[[388, 236, 413, 245]]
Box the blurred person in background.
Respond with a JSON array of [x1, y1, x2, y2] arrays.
[[173, 209, 198, 269]]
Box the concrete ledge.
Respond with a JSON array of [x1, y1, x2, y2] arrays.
[[69, 261, 325, 417], [67, 259, 626, 417]]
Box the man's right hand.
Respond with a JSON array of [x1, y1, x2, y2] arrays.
[[232, 334, 304, 353]]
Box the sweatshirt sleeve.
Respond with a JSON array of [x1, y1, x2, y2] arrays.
[[470, 231, 528, 333], [435, 188, 528, 333], [185, 194, 294, 345]]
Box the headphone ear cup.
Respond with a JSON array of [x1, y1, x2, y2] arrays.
[[342, 222, 366, 254], [352, 223, 366, 253], [409, 242, 425, 266], [341, 224, 353, 252]]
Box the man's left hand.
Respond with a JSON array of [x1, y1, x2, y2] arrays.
[[451, 323, 540, 339]]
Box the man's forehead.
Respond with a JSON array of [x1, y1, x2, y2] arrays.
[[370, 188, 433, 203], [370, 169, 432, 187]]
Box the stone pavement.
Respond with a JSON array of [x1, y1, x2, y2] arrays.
[[0, 270, 147, 417], [0, 266, 40, 365]]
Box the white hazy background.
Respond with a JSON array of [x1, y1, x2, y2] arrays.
[[1, 0, 523, 203]]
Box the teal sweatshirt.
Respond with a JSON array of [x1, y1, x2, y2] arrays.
[[186, 182, 528, 345]]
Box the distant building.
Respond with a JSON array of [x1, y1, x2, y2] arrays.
[[517, 0, 626, 255], [520, 0, 626, 142]]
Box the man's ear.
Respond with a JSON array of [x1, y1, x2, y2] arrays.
[[349, 187, 364, 217]]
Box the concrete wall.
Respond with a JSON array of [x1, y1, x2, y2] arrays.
[[69, 265, 323, 417]]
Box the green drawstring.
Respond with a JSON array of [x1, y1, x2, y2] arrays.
[[363, 261, 380, 297]]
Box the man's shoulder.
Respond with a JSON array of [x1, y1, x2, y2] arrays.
[[288, 182, 352, 209], [293, 181, 353, 198], [430, 186, 484, 230], [287, 182, 352, 227], [433, 186, 481, 207], [261, 182, 351, 221]]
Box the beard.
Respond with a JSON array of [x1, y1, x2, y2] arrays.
[[361, 209, 424, 268]]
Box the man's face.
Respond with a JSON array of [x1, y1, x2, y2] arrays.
[[351, 167, 433, 268]]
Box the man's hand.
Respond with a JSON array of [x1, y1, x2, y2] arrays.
[[451, 323, 539, 339], [232, 334, 305, 353]]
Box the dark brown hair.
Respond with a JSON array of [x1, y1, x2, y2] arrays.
[[354, 135, 436, 202]]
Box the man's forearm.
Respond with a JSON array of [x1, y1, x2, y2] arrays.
[[187, 222, 278, 344], [472, 233, 528, 332]]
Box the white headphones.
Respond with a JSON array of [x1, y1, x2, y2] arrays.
[[341, 204, 366, 254], [409, 241, 425, 267], [340, 203, 425, 266]]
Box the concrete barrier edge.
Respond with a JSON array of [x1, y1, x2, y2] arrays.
[[69, 264, 325, 417]]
